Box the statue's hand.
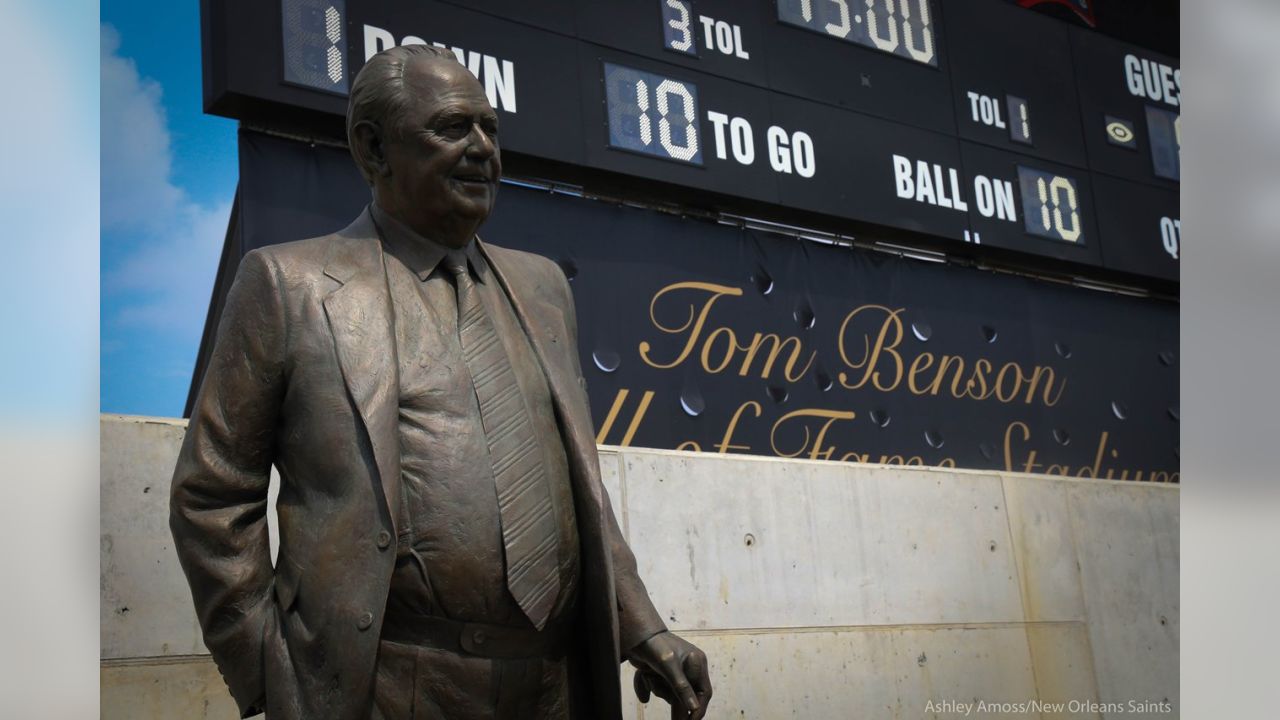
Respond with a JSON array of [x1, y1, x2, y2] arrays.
[[626, 631, 712, 719]]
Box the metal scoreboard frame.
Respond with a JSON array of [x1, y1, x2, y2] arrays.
[[201, 0, 1180, 285]]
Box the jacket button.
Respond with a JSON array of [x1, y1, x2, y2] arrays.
[[376, 531, 391, 549], [472, 630, 486, 645], [357, 611, 374, 630]]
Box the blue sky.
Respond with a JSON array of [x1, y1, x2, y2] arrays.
[[101, 1, 239, 417]]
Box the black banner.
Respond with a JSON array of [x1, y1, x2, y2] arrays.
[[488, 179, 1180, 481], [209, 131, 1179, 481]]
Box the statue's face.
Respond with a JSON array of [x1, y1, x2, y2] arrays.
[[383, 56, 501, 240]]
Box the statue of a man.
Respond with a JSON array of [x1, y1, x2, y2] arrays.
[[170, 43, 711, 720]]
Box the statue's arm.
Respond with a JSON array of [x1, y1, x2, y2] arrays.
[[548, 260, 667, 651], [550, 258, 712, 719], [170, 249, 288, 718]]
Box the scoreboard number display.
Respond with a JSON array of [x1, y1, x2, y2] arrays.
[[1017, 166, 1084, 244], [1006, 95, 1032, 145], [777, 0, 939, 67], [660, 0, 699, 57], [605, 63, 704, 165], [1145, 106, 1181, 181]]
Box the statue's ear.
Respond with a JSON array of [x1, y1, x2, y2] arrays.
[[352, 120, 391, 180]]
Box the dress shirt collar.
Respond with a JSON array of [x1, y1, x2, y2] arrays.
[[370, 203, 488, 284]]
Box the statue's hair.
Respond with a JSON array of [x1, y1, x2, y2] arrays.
[[346, 44, 460, 184]]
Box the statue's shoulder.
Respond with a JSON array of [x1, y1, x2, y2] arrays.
[[248, 211, 379, 283], [481, 241, 573, 309], [250, 234, 330, 265], [481, 241, 564, 284]]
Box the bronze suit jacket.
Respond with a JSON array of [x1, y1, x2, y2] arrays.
[[170, 208, 666, 719]]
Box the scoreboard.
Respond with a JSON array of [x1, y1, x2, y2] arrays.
[[203, 0, 1180, 283]]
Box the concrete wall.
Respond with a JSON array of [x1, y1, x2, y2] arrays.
[[102, 414, 1178, 718]]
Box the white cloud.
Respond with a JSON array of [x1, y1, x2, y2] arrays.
[[101, 23, 228, 333], [109, 199, 231, 330], [100, 25, 183, 231]]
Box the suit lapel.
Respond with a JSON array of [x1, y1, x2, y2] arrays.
[[322, 210, 402, 535], [480, 242, 606, 516], [479, 242, 572, 418]]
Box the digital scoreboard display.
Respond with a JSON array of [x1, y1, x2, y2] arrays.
[[1145, 106, 1181, 182], [1004, 95, 1032, 145], [202, 0, 1179, 283], [604, 63, 704, 165], [659, 0, 699, 57], [1016, 166, 1083, 244], [776, 0, 939, 67]]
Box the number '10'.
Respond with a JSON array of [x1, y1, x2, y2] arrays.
[[1036, 176, 1082, 243], [633, 78, 700, 161], [799, 0, 935, 64]]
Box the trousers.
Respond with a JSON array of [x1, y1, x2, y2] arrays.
[[370, 638, 573, 720]]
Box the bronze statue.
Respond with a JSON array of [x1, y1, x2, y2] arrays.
[[170, 44, 711, 720]]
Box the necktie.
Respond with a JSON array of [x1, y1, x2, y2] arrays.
[[445, 251, 560, 630]]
